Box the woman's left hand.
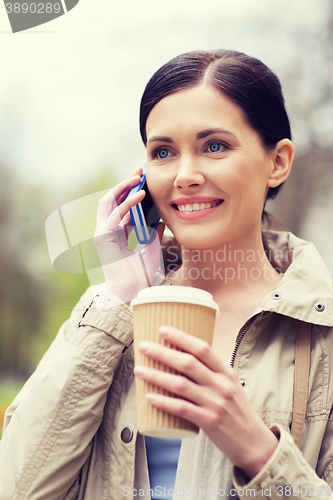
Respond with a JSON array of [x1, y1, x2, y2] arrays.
[[134, 326, 278, 479]]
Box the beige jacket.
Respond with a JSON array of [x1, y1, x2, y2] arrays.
[[1, 231, 333, 500]]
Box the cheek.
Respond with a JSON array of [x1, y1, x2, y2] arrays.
[[147, 166, 173, 201], [146, 178, 160, 203], [230, 161, 269, 196]]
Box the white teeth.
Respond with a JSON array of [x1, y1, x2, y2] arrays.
[[177, 201, 221, 212]]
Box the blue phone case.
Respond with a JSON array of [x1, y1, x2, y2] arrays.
[[128, 166, 160, 244]]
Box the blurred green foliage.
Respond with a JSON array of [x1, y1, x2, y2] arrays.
[[0, 162, 119, 384]]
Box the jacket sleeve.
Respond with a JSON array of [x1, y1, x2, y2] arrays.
[[0, 287, 134, 500], [233, 425, 333, 499]]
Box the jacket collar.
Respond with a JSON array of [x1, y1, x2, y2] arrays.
[[259, 231, 333, 326]]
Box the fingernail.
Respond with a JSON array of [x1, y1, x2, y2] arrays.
[[134, 366, 145, 377], [159, 327, 170, 338], [138, 341, 149, 353], [146, 393, 155, 402]]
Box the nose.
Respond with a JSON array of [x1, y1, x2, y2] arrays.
[[173, 157, 205, 189]]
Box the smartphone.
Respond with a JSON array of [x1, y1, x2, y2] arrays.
[[128, 165, 161, 244]]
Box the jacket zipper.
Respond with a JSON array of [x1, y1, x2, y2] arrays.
[[229, 312, 268, 367]]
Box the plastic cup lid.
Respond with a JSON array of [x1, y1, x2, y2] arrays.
[[130, 285, 219, 312]]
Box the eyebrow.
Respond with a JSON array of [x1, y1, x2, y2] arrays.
[[196, 128, 237, 140], [147, 128, 236, 145], [147, 136, 174, 144]]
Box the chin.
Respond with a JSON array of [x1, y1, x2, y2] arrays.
[[172, 230, 222, 250]]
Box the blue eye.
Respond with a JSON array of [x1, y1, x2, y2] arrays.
[[157, 148, 169, 159], [209, 142, 222, 153]]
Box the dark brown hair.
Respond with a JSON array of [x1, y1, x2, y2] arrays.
[[139, 49, 291, 202]]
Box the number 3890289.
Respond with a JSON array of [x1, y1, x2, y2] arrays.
[[5, 3, 61, 14]]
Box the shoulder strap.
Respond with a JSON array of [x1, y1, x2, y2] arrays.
[[290, 321, 311, 448]]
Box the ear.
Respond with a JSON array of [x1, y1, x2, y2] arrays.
[[267, 139, 294, 188]]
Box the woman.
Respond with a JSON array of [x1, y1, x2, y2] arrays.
[[1, 50, 333, 500]]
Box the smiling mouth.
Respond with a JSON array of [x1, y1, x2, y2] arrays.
[[172, 200, 224, 212]]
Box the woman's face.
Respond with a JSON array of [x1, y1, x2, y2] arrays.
[[145, 84, 278, 250]]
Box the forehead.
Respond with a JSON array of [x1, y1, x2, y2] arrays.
[[145, 84, 251, 139]]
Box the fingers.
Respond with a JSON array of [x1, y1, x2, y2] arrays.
[[126, 165, 143, 179], [97, 174, 143, 224], [107, 189, 145, 231], [117, 166, 144, 205], [159, 326, 225, 373], [97, 184, 145, 233], [134, 361, 236, 430], [134, 364, 206, 406], [144, 392, 209, 428], [134, 338, 246, 432], [94, 176, 145, 263], [136, 339, 216, 387]]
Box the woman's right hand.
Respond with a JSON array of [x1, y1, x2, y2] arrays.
[[94, 166, 165, 304]]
